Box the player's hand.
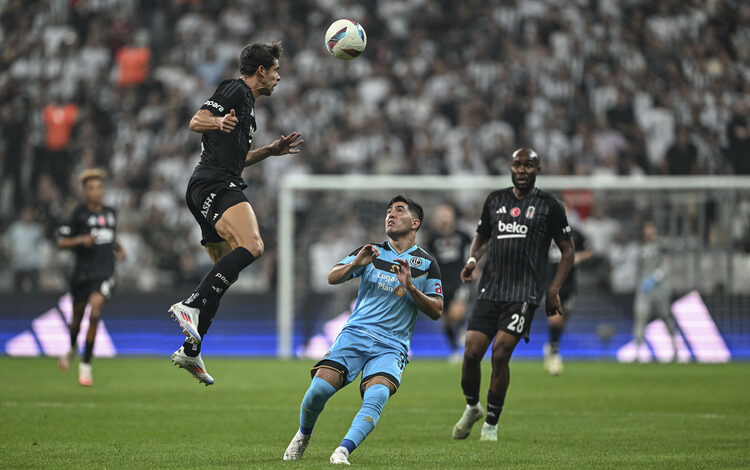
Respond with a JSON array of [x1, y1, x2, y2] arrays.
[[116, 246, 127, 261], [394, 258, 413, 289], [269, 132, 304, 156], [460, 261, 476, 282], [79, 234, 95, 247], [353, 244, 380, 267], [218, 109, 238, 133], [545, 289, 564, 317]]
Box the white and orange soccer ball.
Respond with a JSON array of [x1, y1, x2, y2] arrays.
[[324, 19, 367, 60]]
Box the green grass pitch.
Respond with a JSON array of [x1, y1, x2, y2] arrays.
[[1, 357, 748, 469]]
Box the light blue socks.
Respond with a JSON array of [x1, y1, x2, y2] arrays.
[[341, 384, 391, 452], [299, 376, 337, 435]]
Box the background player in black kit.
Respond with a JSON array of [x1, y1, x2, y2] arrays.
[[57, 169, 126, 387], [169, 42, 303, 386], [543, 221, 593, 375], [452, 148, 575, 442], [426, 202, 473, 361]]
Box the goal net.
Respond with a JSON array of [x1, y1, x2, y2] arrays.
[[277, 175, 750, 359]]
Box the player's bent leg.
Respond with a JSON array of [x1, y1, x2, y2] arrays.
[[334, 379, 394, 464], [454, 330, 491, 439], [171, 346, 214, 386], [60, 299, 87, 371], [481, 331, 521, 441], [214, 202, 264, 257], [284, 367, 343, 461]]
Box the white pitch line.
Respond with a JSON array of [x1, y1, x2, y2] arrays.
[[0, 400, 742, 421]]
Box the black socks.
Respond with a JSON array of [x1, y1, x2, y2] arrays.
[[461, 378, 481, 406], [182, 247, 256, 354], [485, 389, 506, 426]]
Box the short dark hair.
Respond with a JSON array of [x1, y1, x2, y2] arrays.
[[239, 42, 283, 76], [388, 195, 424, 231]]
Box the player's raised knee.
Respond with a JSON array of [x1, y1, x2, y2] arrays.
[[240, 237, 264, 258]]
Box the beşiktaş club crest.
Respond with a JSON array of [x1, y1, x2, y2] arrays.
[[408, 257, 423, 268], [526, 206, 536, 219]]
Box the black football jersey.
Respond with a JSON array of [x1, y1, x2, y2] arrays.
[[58, 203, 117, 283], [427, 230, 472, 294], [192, 78, 256, 184], [475, 188, 571, 303]]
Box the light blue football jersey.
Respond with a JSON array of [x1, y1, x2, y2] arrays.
[[337, 241, 443, 351]]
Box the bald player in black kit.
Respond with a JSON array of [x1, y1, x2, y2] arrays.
[[452, 148, 575, 441]]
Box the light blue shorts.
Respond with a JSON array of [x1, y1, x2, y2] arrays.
[[311, 327, 408, 396]]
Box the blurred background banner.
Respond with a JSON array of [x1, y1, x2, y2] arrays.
[[1, 1, 749, 360]]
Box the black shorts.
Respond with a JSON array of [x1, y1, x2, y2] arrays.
[[467, 299, 537, 343], [71, 278, 114, 305], [186, 176, 249, 246], [442, 283, 470, 307]]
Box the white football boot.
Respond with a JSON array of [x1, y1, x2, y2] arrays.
[[58, 348, 75, 371], [169, 302, 201, 344], [171, 347, 214, 386], [452, 403, 484, 439], [548, 353, 564, 376], [329, 446, 350, 465], [78, 362, 93, 387], [283, 430, 311, 460], [479, 422, 498, 441]]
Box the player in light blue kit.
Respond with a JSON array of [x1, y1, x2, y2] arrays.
[[283, 195, 444, 465]]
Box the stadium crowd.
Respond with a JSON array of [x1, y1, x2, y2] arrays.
[[1, 0, 749, 293]]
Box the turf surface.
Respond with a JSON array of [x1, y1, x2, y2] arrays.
[[1, 357, 748, 469]]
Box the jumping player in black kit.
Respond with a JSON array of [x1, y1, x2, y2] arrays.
[[57, 169, 126, 387], [452, 148, 575, 441], [169, 42, 303, 386]]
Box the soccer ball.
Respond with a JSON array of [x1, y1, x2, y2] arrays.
[[325, 19, 367, 60]]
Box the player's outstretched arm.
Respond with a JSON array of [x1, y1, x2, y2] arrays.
[[189, 109, 238, 133], [328, 244, 380, 285], [460, 234, 488, 282], [244, 132, 304, 167], [394, 258, 443, 320]]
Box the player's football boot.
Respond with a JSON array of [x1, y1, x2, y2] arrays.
[[543, 343, 552, 372], [329, 446, 350, 465], [169, 302, 202, 344], [452, 403, 484, 439], [58, 348, 75, 371], [283, 430, 311, 460], [171, 347, 214, 386], [78, 362, 93, 387], [548, 353, 564, 376], [480, 422, 498, 441]]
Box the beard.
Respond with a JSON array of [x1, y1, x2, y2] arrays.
[[512, 173, 535, 191]]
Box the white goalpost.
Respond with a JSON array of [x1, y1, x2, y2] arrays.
[[277, 174, 750, 358]]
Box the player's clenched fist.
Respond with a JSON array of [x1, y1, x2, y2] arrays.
[[218, 108, 238, 133]]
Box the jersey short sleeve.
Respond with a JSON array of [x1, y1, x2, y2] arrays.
[[200, 80, 243, 116], [548, 199, 572, 244], [476, 193, 494, 239], [423, 258, 443, 298], [57, 206, 82, 240], [337, 246, 367, 278]]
